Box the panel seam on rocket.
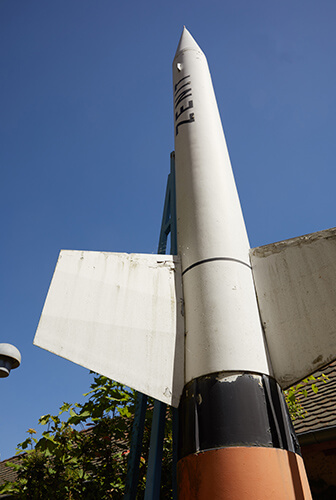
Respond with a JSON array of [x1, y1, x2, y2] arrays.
[[181, 256, 252, 276]]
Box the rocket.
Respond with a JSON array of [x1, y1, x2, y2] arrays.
[[34, 28, 336, 498], [173, 27, 309, 499]]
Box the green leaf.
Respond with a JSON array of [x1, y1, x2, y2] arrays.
[[59, 402, 71, 414], [19, 438, 32, 450], [39, 414, 51, 425]]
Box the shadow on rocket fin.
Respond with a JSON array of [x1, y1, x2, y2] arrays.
[[34, 250, 184, 408], [250, 227, 336, 389]]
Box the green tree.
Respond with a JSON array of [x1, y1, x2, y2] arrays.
[[0, 375, 173, 499], [284, 373, 328, 420]]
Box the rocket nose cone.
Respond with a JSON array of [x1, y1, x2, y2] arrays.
[[174, 27, 203, 58]]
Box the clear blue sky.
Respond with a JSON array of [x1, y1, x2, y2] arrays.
[[1, 0, 336, 460]]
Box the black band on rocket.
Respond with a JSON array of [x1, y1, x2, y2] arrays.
[[178, 372, 300, 461]]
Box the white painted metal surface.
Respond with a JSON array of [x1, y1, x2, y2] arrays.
[[34, 250, 184, 407], [173, 28, 272, 383], [250, 227, 336, 388]]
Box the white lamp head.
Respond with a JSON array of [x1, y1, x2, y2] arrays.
[[0, 343, 21, 378]]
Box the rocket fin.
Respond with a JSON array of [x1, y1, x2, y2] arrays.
[[34, 250, 184, 407], [250, 227, 336, 388]]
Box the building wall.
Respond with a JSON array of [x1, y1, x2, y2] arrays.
[[301, 439, 336, 500]]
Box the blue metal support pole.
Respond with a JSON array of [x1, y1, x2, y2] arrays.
[[169, 153, 179, 500], [172, 407, 179, 500], [125, 153, 177, 499], [169, 152, 177, 256], [144, 155, 176, 499], [124, 392, 148, 500], [144, 400, 167, 499]]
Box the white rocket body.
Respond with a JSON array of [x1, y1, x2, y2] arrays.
[[173, 28, 271, 383]]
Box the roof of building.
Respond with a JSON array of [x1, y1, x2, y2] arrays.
[[0, 453, 25, 498], [293, 360, 336, 438], [0, 454, 23, 487]]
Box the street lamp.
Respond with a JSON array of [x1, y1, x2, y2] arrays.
[[0, 344, 21, 378]]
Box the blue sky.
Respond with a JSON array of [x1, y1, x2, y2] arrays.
[[1, 0, 336, 460]]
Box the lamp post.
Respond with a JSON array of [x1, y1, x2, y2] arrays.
[[0, 344, 21, 378]]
